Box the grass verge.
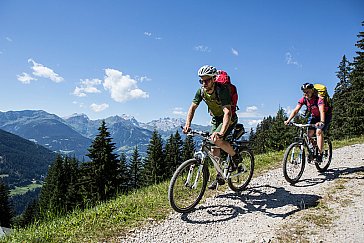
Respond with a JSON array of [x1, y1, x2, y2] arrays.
[[10, 183, 42, 196], [2, 136, 363, 243]]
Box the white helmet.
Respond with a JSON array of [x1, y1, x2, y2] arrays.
[[197, 65, 217, 77]]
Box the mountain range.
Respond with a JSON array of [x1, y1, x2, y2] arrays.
[[0, 110, 209, 215], [0, 110, 209, 159], [0, 128, 56, 187]]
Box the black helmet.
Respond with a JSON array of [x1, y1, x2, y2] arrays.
[[301, 83, 314, 91]]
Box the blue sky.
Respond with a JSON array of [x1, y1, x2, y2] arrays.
[[0, 1, 363, 129]]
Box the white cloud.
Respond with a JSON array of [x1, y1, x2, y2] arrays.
[[237, 106, 260, 118], [173, 107, 186, 116], [73, 78, 102, 97], [28, 58, 64, 82], [6, 37, 12, 42], [246, 106, 258, 112], [90, 103, 109, 112], [73, 101, 85, 108], [136, 75, 152, 82], [194, 45, 211, 52], [285, 52, 300, 67], [246, 119, 262, 126], [17, 72, 37, 84], [232, 48, 239, 56], [103, 68, 149, 102], [144, 32, 162, 40]]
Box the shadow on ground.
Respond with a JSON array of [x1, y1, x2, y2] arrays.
[[181, 165, 364, 224], [295, 165, 364, 187], [181, 184, 321, 224]]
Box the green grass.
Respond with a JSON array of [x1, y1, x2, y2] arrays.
[[2, 135, 364, 243], [10, 183, 43, 196]]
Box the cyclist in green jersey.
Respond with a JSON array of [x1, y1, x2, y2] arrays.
[[183, 65, 241, 189]]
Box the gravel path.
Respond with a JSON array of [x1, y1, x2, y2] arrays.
[[120, 144, 364, 243]]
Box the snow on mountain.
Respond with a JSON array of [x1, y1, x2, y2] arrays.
[[140, 117, 185, 132]]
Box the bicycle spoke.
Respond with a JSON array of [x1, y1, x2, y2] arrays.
[[228, 149, 254, 192], [315, 138, 332, 172], [283, 142, 305, 184], [168, 159, 208, 213]]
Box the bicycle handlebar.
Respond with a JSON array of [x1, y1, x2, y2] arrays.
[[180, 126, 210, 138], [187, 130, 210, 138], [288, 122, 316, 128]]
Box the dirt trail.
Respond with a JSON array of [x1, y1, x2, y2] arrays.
[[121, 144, 364, 242]]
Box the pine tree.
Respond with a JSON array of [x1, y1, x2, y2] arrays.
[[248, 127, 255, 141], [345, 21, 364, 137], [171, 131, 183, 176], [181, 134, 195, 162], [332, 55, 352, 138], [18, 199, 39, 227], [249, 107, 299, 154], [269, 107, 290, 151], [143, 130, 164, 185], [86, 120, 119, 201], [250, 116, 273, 154], [164, 134, 174, 177], [129, 146, 143, 189], [38, 154, 65, 217], [118, 152, 131, 193], [164, 131, 184, 179], [335, 55, 352, 93], [0, 179, 14, 227], [63, 157, 81, 211], [78, 161, 95, 206]]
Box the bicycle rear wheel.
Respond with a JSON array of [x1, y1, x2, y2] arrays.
[[283, 142, 306, 184], [228, 148, 254, 192], [315, 138, 332, 172], [168, 159, 209, 213]]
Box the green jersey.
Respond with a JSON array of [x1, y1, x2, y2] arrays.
[[192, 84, 232, 117]]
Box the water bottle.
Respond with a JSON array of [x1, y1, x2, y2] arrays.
[[308, 142, 314, 153]]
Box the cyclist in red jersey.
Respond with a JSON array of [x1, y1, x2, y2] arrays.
[[284, 83, 332, 162]]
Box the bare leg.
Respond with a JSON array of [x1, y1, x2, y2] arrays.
[[316, 129, 324, 153], [211, 147, 221, 157], [214, 139, 236, 156]]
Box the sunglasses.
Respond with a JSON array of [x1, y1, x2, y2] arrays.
[[199, 77, 213, 84], [303, 89, 312, 94]]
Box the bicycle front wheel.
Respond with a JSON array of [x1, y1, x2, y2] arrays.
[[168, 159, 209, 213], [283, 142, 306, 184], [315, 138, 332, 172], [228, 148, 254, 192]]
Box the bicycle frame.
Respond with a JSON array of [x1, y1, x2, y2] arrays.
[[193, 138, 230, 181], [168, 127, 254, 213], [282, 122, 333, 185], [292, 123, 317, 159], [192, 132, 250, 182]]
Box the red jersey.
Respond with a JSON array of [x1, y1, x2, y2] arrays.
[[298, 95, 331, 118]]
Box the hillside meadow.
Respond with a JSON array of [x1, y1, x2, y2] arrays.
[[1, 135, 363, 243]]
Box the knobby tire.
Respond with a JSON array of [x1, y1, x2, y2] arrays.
[[228, 148, 254, 191], [168, 159, 209, 213], [283, 142, 306, 184], [315, 138, 332, 172]]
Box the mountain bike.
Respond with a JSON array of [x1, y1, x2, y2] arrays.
[[282, 122, 332, 185], [168, 124, 254, 213]]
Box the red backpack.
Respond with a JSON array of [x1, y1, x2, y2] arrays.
[[214, 70, 239, 116]]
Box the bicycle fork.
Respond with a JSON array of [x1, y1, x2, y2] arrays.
[[185, 163, 204, 189], [290, 145, 304, 165]]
